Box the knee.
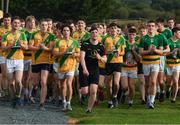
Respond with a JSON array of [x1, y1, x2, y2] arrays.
[[90, 90, 96, 96], [40, 81, 47, 88], [81, 87, 88, 95]]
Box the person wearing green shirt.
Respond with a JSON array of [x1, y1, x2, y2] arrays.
[[166, 27, 180, 103], [121, 28, 141, 108], [156, 18, 171, 102], [139, 20, 164, 109]]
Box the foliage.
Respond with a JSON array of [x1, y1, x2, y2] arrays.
[[0, 0, 179, 21]]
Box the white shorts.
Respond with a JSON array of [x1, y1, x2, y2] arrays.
[[53, 62, 59, 73], [0, 56, 6, 64], [159, 56, 165, 72], [74, 63, 79, 76], [6, 59, 24, 73], [24, 60, 32, 71], [121, 70, 137, 78], [166, 66, 180, 76], [143, 64, 159, 76], [58, 71, 74, 80]]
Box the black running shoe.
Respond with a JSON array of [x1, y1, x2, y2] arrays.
[[112, 97, 118, 107], [141, 100, 146, 105], [108, 103, 114, 108]]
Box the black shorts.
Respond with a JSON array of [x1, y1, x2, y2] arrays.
[[137, 62, 143, 75], [32, 64, 50, 73], [99, 68, 106, 75], [49, 64, 53, 74], [105, 63, 121, 75], [79, 69, 99, 88]]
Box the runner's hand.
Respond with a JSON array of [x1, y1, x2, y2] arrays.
[[96, 53, 101, 60], [39, 43, 46, 50], [83, 69, 89, 76]]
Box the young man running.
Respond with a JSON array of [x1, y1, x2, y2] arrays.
[[53, 24, 80, 111], [103, 23, 125, 108], [139, 20, 164, 109], [29, 19, 55, 110], [1, 16, 28, 108], [166, 27, 180, 102], [80, 27, 106, 113]]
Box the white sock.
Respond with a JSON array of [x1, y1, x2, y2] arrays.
[[67, 101, 71, 105], [150, 95, 155, 104], [128, 100, 133, 104], [108, 100, 112, 104], [113, 95, 117, 98], [63, 99, 66, 103]]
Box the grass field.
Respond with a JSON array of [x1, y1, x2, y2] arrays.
[[66, 88, 180, 124]]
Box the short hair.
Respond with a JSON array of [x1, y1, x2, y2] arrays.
[[12, 16, 20, 22], [3, 13, 11, 18], [167, 17, 175, 21], [127, 23, 135, 29], [128, 28, 137, 33], [61, 24, 72, 33], [77, 19, 86, 24], [40, 18, 47, 24], [156, 17, 165, 23], [89, 26, 98, 32], [172, 27, 180, 35], [20, 19, 25, 22], [147, 20, 156, 24], [138, 24, 147, 30], [25, 15, 36, 23], [56, 22, 63, 30], [46, 18, 52, 22], [108, 22, 118, 28]]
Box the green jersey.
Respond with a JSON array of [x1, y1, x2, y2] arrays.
[[158, 28, 173, 39], [166, 38, 180, 67], [122, 40, 138, 70], [139, 34, 163, 64]]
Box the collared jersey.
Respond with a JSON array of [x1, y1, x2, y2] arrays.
[[139, 34, 163, 64], [72, 31, 90, 42], [122, 40, 138, 71], [166, 38, 180, 67], [23, 29, 37, 60], [29, 31, 55, 65], [53, 38, 80, 73], [103, 34, 126, 63], [1, 31, 27, 60], [0, 25, 11, 56]]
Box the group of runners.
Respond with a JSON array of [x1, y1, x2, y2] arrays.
[[0, 13, 179, 113]]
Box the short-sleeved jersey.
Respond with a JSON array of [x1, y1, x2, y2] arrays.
[[158, 28, 173, 40], [1, 31, 27, 60], [80, 40, 105, 72], [122, 40, 138, 71], [23, 29, 37, 60], [53, 38, 79, 73], [158, 33, 169, 49], [72, 31, 90, 43], [166, 38, 180, 67], [103, 35, 125, 63], [29, 31, 55, 65], [0, 26, 11, 56], [139, 34, 163, 64]]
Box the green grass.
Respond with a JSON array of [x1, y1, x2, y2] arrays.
[[66, 84, 180, 124]]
